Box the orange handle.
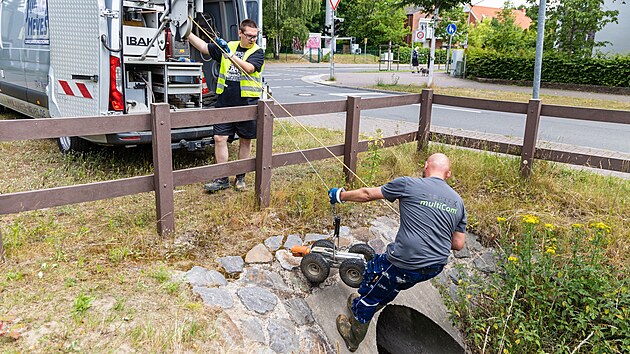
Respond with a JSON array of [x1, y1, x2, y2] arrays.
[[291, 245, 310, 257]]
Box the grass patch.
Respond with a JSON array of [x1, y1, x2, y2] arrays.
[[370, 84, 630, 111], [0, 116, 628, 351], [368, 84, 630, 111]]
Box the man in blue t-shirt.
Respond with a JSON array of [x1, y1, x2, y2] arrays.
[[328, 153, 467, 352]]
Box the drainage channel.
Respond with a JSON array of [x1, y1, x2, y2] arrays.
[[376, 305, 465, 354]]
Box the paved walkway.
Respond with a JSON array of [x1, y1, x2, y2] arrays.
[[273, 63, 630, 178], [270, 62, 630, 103]]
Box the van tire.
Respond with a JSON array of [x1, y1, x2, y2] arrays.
[[57, 136, 92, 154]]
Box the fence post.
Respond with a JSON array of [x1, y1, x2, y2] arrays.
[[255, 100, 273, 209], [417, 89, 434, 151], [0, 230, 4, 262], [344, 96, 361, 184], [521, 99, 542, 178], [151, 103, 175, 236]]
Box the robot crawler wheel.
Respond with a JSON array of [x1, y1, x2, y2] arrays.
[[349, 243, 376, 262], [339, 258, 365, 288], [300, 253, 330, 284], [312, 239, 334, 249]]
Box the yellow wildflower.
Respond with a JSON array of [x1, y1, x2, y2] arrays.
[[515, 339, 521, 345], [508, 255, 518, 263], [544, 223, 554, 230], [545, 247, 556, 255], [522, 215, 540, 225], [589, 222, 611, 233], [571, 223, 584, 229], [497, 216, 507, 222]]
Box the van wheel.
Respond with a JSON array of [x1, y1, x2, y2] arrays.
[[57, 136, 92, 154]]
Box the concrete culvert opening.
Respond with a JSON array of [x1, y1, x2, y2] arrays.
[[376, 305, 465, 354]]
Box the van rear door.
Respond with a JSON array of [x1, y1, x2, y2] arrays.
[[47, 0, 102, 118]]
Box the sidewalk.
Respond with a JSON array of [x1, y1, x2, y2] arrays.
[[326, 69, 630, 103], [282, 64, 630, 178]]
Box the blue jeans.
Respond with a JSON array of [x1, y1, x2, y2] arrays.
[[350, 253, 444, 324]]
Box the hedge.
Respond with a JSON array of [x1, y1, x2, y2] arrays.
[[466, 51, 630, 88]]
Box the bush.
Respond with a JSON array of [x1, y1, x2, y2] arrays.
[[466, 50, 630, 87], [449, 218, 630, 353]]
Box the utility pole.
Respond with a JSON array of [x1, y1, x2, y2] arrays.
[[275, 0, 279, 59], [532, 0, 547, 99], [427, 7, 439, 87]]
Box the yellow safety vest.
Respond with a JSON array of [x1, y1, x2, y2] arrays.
[[216, 41, 264, 98]]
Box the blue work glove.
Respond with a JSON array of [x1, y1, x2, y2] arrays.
[[216, 38, 230, 54], [328, 187, 345, 205]]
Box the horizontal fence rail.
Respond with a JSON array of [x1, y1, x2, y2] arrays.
[[1, 90, 628, 246]]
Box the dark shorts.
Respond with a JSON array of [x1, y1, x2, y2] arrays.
[[213, 120, 257, 139]]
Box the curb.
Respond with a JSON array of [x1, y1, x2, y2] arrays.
[[306, 74, 412, 95]]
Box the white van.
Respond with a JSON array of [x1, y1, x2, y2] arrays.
[[0, 0, 263, 153]]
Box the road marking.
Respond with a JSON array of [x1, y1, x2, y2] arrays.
[[412, 104, 481, 113], [329, 92, 386, 97]]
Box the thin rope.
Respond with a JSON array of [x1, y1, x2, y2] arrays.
[[190, 18, 399, 216]]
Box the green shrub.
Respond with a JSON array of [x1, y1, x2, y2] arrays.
[[466, 50, 630, 87], [449, 217, 630, 353]]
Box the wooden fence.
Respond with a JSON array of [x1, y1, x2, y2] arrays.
[[1, 90, 628, 259]]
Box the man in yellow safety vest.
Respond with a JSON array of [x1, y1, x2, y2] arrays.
[[188, 19, 264, 192]]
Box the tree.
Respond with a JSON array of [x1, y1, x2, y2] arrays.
[[337, 0, 409, 45], [432, 6, 469, 45], [401, 0, 466, 13], [468, 1, 535, 54], [527, 0, 620, 57], [263, 0, 321, 58]]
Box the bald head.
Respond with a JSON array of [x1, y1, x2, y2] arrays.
[[423, 153, 452, 180]]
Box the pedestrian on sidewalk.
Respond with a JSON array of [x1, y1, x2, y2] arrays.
[[411, 46, 420, 73], [327, 153, 467, 352], [187, 19, 265, 192]]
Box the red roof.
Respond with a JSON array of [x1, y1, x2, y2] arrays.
[[469, 5, 532, 30]]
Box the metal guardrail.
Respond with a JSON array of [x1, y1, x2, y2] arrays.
[[0, 91, 628, 257]]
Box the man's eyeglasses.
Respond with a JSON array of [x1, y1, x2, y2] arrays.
[[242, 33, 258, 41]]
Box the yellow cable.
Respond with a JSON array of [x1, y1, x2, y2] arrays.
[[189, 18, 399, 216]]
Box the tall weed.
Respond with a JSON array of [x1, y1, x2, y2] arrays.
[[449, 217, 629, 353]]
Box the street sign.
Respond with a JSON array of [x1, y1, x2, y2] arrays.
[[329, 0, 341, 11], [415, 30, 425, 42], [446, 23, 457, 36]]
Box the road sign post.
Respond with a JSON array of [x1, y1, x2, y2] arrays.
[[329, 0, 341, 80], [445, 23, 457, 74]]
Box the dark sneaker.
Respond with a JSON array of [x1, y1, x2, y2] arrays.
[[203, 177, 229, 193], [234, 174, 246, 192]]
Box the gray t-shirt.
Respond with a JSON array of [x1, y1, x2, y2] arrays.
[[381, 176, 466, 270]]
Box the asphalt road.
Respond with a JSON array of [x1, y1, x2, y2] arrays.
[[264, 65, 630, 154]]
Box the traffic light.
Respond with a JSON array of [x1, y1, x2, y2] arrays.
[[323, 25, 331, 36], [333, 17, 344, 34]]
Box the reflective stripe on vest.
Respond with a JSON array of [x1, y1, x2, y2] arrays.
[[215, 41, 264, 98]]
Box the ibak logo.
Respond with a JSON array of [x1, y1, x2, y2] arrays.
[[126, 36, 154, 47], [419, 200, 458, 214]]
